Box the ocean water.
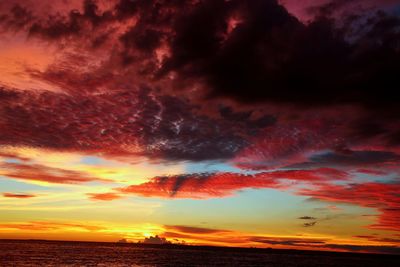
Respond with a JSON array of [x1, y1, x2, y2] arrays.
[[0, 240, 398, 267]]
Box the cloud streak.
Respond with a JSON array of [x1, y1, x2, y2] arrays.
[[2, 193, 37, 198], [0, 221, 105, 231], [87, 192, 122, 201], [0, 161, 109, 184], [164, 224, 400, 254]]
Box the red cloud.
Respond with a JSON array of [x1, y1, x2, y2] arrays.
[[0, 162, 108, 184], [115, 168, 348, 199], [232, 118, 347, 170], [2, 192, 36, 198], [300, 182, 400, 231]]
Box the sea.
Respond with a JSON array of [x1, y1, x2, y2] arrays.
[[0, 240, 398, 267]]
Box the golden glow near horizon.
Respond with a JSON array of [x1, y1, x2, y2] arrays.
[[0, 218, 396, 253], [0, 145, 398, 252]]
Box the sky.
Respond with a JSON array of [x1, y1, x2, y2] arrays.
[[0, 0, 400, 254]]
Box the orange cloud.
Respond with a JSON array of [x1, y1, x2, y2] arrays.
[[87, 192, 123, 201]]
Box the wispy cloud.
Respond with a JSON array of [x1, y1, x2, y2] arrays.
[[0, 162, 110, 184], [2, 192, 37, 198]]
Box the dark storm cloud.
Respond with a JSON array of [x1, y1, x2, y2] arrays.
[[113, 0, 139, 20], [120, 26, 162, 54], [289, 150, 400, 170], [0, 0, 398, 187], [0, 4, 33, 30], [0, 87, 270, 161], [0, 1, 99, 38], [2, 0, 398, 110], [1, 1, 399, 142], [28, 0, 112, 40], [153, 0, 400, 111], [306, 0, 350, 17], [310, 151, 400, 165]]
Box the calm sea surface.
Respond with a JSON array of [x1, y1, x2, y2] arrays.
[[0, 240, 398, 267]]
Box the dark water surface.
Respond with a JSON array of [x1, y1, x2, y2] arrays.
[[0, 240, 399, 267]]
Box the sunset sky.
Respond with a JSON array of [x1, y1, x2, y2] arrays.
[[0, 0, 400, 254]]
